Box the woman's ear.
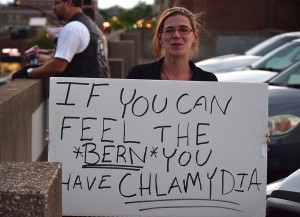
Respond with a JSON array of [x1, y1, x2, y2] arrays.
[[193, 30, 199, 42]]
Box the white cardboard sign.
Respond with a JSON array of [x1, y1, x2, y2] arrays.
[[48, 77, 268, 217]]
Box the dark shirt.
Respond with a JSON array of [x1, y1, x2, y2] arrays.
[[127, 58, 218, 81]]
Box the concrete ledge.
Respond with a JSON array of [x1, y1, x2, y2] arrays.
[[121, 32, 140, 65], [108, 40, 135, 78], [0, 162, 62, 217], [0, 79, 48, 162], [106, 28, 126, 42]]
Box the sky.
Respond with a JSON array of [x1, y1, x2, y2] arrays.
[[0, 0, 154, 9], [98, 0, 154, 9]]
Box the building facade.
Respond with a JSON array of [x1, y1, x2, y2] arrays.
[[154, 0, 300, 58], [0, 0, 99, 74], [155, 0, 300, 32], [0, 0, 98, 27]]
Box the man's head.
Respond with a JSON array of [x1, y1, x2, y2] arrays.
[[53, 0, 83, 22]]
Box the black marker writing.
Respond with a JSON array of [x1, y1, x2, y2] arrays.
[[56, 81, 89, 106], [61, 116, 80, 140], [86, 83, 109, 107], [81, 117, 97, 141]]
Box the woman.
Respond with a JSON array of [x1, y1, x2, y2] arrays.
[[127, 7, 271, 145], [127, 7, 217, 81]]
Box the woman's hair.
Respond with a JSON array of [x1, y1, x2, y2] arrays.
[[153, 7, 202, 59]]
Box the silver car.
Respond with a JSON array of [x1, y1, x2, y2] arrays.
[[214, 39, 300, 83], [196, 31, 300, 73], [266, 169, 300, 217]]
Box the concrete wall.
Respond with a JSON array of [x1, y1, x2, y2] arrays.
[[107, 29, 156, 76], [173, 0, 300, 32], [108, 40, 135, 78], [121, 31, 140, 64], [0, 79, 49, 162], [128, 29, 156, 59]]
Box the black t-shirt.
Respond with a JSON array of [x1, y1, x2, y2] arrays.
[[127, 58, 218, 81]]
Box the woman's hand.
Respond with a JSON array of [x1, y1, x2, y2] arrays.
[[266, 130, 271, 151], [46, 129, 49, 145]]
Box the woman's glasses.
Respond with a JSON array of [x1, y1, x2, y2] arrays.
[[161, 26, 194, 35]]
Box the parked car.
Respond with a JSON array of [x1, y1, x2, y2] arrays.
[[249, 39, 300, 72], [215, 70, 277, 82], [215, 61, 300, 182], [213, 39, 300, 83], [266, 169, 300, 217], [196, 54, 260, 73], [267, 60, 300, 183], [196, 31, 300, 72]]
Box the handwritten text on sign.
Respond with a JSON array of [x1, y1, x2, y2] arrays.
[[48, 78, 268, 217]]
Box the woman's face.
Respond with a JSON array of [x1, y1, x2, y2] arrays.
[[160, 15, 196, 59]]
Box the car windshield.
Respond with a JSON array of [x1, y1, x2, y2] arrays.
[[269, 61, 300, 88], [245, 35, 300, 56], [251, 41, 300, 72]]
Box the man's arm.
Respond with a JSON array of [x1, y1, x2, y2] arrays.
[[11, 57, 69, 80], [29, 57, 69, 78]]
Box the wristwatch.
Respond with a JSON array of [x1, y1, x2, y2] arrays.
[[27, 68, 33, 78]]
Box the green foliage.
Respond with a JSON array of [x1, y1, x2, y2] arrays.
[[29, 28, 55, 49], [99, 1, 155, 31], [99, 9, 110, 20], [119, 2, 154, 28]]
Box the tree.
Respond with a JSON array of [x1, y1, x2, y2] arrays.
[[99, 1, 155, 30], [119, 2, 154, 29], [29, 28, 55, 49]]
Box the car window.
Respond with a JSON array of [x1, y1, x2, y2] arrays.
[[252, 42, 300, 72], [288, 74, 300, 84], [245, 36, 299, 56], [269, 61, 300, 85]]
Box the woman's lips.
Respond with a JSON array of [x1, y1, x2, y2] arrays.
[[171, 43, 183, 46]]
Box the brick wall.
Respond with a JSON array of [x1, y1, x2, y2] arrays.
[[174, 0, 300, 32]]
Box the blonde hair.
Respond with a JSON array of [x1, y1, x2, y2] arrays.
[[153, 7, 202, 59]]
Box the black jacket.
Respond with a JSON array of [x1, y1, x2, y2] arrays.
[[127, 58, 218, 81]]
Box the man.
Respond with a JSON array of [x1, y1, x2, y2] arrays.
[[11, 0, 105, 79], [83, 7, 111, 78]]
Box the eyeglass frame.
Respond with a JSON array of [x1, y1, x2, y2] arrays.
[[160, 25, 195, 36]]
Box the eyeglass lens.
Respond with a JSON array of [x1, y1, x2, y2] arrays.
[[163, 26, 193, 35]]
